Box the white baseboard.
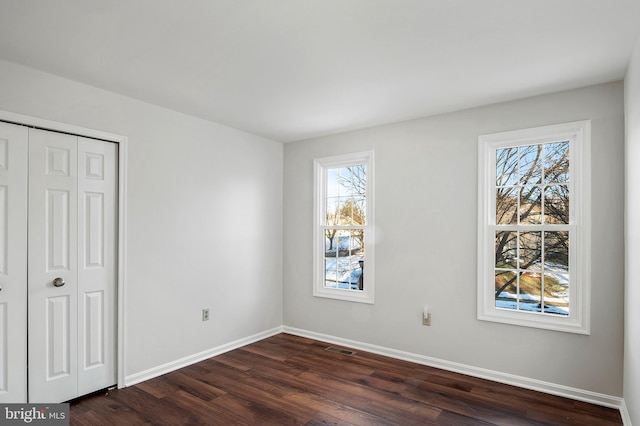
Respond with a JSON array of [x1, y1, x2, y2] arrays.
[[620, 399, 632, 426], [124, 326, 283, 386], [283, 326, 623, 410]]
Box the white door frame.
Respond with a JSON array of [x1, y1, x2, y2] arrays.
[[0, 109, 128, 390]]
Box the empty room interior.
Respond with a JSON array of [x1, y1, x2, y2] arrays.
[[1, 1, 640, 424]]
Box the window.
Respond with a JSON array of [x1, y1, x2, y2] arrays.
[[314, 151, 374, 303], [477, 121, 591, 334]]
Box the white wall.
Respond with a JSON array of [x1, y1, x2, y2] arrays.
[[624, 37, 640, 423], [284, 82, 625, 396], [0, 60, 283, 377]]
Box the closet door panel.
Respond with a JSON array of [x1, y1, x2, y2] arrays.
[[28, 128, 78, 403], [77, 137, 117, 395], [0, 122, 28, 403]]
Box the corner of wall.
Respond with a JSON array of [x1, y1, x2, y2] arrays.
[[623, 32, 640, 426]]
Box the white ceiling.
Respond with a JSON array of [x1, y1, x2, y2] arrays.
[[0, 1, 639, 142]]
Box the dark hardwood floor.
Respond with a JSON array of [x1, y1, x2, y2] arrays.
[[70, 333, 622, 425]]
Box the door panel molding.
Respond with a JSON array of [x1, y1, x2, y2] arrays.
[[46, 295, 71, 379]]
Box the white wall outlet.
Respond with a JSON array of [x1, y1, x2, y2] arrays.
[[202, 308, 210, 321]]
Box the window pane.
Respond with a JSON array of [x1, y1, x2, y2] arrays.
[[339, 166, 355, 196], [544, 231, 569, 269], [495, 270, 518, 310], [324, 229, 338, 256], [519, 231, 542, 270], [544, 185, 569, 224], [337, 198, 352, 225], [496, 147, 518, 187], [350, 230, 364, 254], [520, 272, 542, 313], [519, 145, 542, 186], [353, 196, 366, 225], [349, 254, 364, 290], [543, 231, 569, 315], [351, 229, 365, 290], [544, 141, 569, 184], [543, 273, 569, 316], [349, 164, 367, 198], [496, 187, 518, 224], [337, 198, 366, 226], [324, 258, 337, 288], [334, 229, 351, 255], [335, 257, 352, 288], [495, 231, 517, 268], [327, 168, 340, 197], [326, 197, 339, 225], [519, 186, 542, 224], [329, 164, 368, 198], [324, 229, 345, 288]]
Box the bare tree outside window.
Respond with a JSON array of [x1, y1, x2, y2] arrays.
[[324, 164, 367, 291], [494, 142, 570, 315]]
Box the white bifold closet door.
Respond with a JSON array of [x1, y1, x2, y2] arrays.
[[0, 122, 117, 403], [0, 122, 28, 403], [28, 128, 117, 403]]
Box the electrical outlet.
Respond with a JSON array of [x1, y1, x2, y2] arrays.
[[202, 308, 210, 321], [422, 313, 431, 326]]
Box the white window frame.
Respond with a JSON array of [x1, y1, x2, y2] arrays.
[[313, 151, 375, 304], [477, 121, 591, 334]]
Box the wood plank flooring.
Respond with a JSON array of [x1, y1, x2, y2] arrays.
[[70, 333, 622, 425]]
